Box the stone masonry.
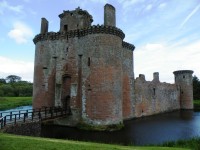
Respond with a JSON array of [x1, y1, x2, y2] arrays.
[[33, 4, 194, 129]]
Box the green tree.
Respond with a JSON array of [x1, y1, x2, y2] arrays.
[[193, 75, 200, 100], [0, 78, 6, 84], [0, 84, 15, 96], [6, 75, 21, 83]]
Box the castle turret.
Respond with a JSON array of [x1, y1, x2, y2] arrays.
[[173, 70, 194, 109], [40, 18, 48, 34], [59, 7, 93, 32], [104, 4, 116, 27]]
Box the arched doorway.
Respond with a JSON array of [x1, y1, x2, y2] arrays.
[[61, 74, 71, 113]]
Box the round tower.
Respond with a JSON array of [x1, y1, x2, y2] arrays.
[[104, 4, 116, 26], [173, 70, 194, 109]]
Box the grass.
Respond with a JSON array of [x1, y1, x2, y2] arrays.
[[158, 137, 200, 150], [0, 97, 32, 111], [194, 100, 200, 110], [0, 133, 188, 150]]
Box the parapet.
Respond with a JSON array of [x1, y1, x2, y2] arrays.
[[33, 25, 125, 44], [122, 41, 135, 51], [173, 70, 194, 75]]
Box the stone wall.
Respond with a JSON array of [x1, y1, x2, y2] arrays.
[[2, 121, 41, 137], [134, 73, 180, 118]]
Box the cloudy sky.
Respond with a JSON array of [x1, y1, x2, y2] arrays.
[[0, 0, 199, 83]]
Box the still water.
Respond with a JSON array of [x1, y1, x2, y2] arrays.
[[0, 106, 32, 117], [41, 110, 200, 145]]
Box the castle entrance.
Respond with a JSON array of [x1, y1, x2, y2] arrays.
[[61, 75, 71, 112]]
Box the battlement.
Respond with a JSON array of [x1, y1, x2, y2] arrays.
[[33, 25, 125, 44], [122, 41, 135, 51], [173, 70, 194, 75], [59, 7, 93, 22]]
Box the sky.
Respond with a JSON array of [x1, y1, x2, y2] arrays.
[[0, 0, 199, 83]]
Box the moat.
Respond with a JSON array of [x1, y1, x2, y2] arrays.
[[41, 110, 200, 145]]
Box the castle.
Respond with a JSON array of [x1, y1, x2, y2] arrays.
[[33, 4, 193, 129]]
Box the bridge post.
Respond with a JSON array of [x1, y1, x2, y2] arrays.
[[23, 114, 26, 122], [4, 116, 6, 127], [10, 112, 12, 121], [38, 108, 41, 120], [14, 114, 17, 124], [1, 119, 3, 129], [45, 107, 47, 118]]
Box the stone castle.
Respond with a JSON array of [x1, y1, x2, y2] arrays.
[[33, 4, 193, 128]]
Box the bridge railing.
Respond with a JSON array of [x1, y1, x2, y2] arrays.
[[0, 106, 68, 129]]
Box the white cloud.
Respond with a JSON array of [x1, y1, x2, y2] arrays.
[[145, 43, 164, 50], [145, 4, 152, 11], [0, 56, 34, 82], [0, 0, 23, 15], [8, 21, 34, 44], [134, 41, 200, 83], [158, 3, 166, 9]]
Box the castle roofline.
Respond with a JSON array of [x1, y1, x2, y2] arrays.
[[59, 7, 93, 22], [33, 25, 125, 44], [173, 70, 194, 75], [122, 41, 135, 51]]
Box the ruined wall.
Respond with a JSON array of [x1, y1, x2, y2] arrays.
[[134, 74, 180, 118], [3, 121, 41, 137]]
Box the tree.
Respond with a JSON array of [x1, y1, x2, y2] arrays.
[[193, 75, 200, 100], [0, 78, 6, 84], [6, 75, 21, 83]]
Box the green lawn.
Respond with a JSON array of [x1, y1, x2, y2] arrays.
[[158, 137, 200, 150], [0, 97, 32, 111], [194, 100, 200, 109], [0, 133, 188, 150]]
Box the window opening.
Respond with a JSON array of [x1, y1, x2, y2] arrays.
[[153, 88, 156, 95], [88, 57, 90, 66], [64, 25, 68, 32]]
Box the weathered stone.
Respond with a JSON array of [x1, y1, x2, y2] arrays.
[[32, 4, 193, 130]]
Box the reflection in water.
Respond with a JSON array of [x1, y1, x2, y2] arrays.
[[41, 110, 200, 145]]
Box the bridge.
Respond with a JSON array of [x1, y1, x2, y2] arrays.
[[0, 106, 69, 129]]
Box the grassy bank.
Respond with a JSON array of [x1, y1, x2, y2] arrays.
[[158, 137, 200, 150], [0, 97, 32, 111], [194, 100, 200, 110], [0, 133, 187, 150]]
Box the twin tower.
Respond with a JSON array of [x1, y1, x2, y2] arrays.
[[33, 4, 193, 130]]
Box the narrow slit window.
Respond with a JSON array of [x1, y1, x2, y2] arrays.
[[88, 57, 90, 66], [64, 25, 68, 32], [66, 47, 68, 54], [153, 88, 156, 95], [183, 75, 185, 78]]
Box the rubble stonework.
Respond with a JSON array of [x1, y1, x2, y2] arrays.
[[33, 4, 193, 129]]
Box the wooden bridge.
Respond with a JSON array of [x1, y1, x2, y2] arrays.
[[0, 106, 68, 129]]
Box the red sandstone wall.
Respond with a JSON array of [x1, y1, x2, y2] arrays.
[[33, 41, 56, 108], [78, 34, 123, 125], [122, 48, 134, 119]]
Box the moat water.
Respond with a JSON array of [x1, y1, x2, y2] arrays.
[[41, 110, 200, 145]]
